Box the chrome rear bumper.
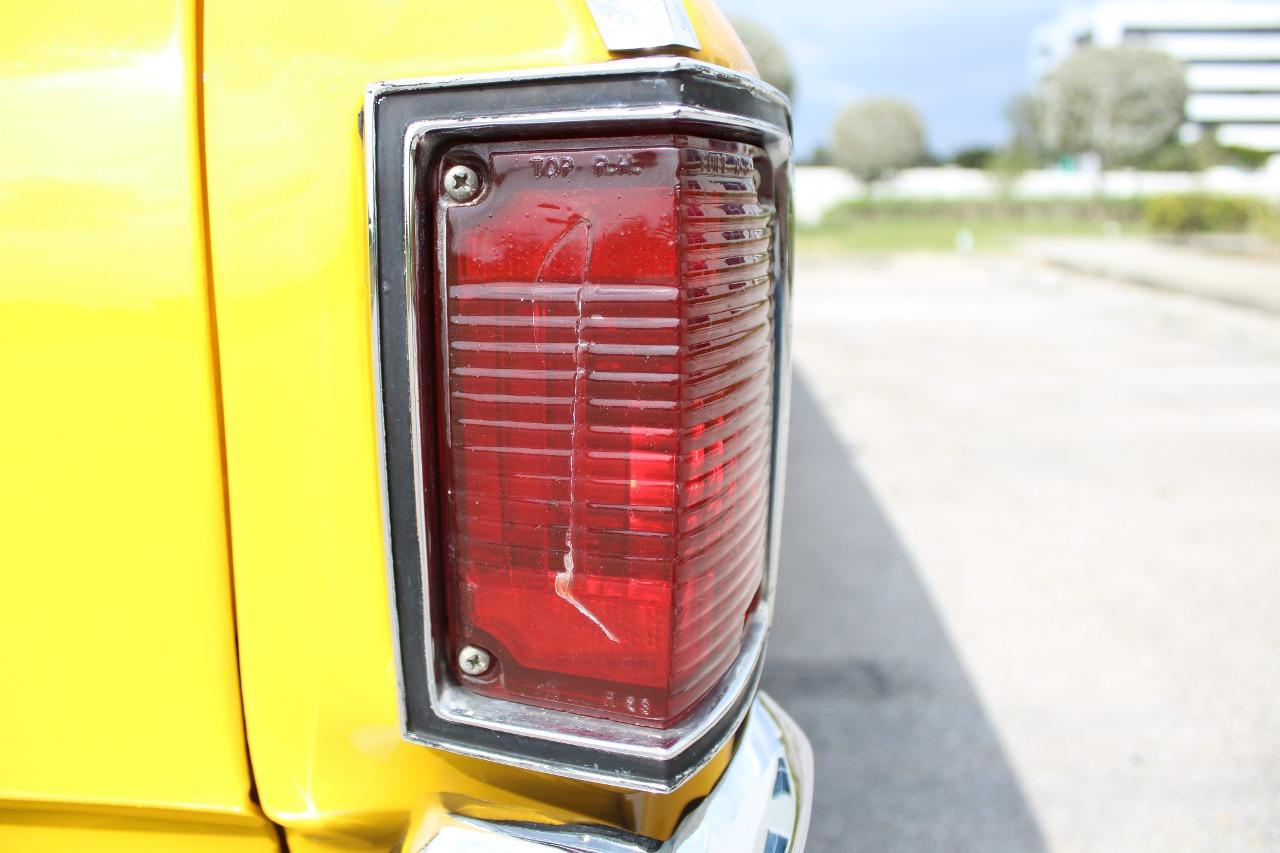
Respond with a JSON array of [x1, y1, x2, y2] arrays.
[[421, 693, 813, 852]]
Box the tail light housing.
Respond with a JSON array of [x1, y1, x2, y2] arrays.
[[367, 59, 791, 791]]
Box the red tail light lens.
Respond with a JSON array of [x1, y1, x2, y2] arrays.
[[434, 134, 774, 727]]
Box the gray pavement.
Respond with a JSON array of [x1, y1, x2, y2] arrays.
[[1022, 237, 1280, 314], [763, 253, 1280, 852]]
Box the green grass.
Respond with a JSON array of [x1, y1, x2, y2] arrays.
[[797, 217, 1136, 254]]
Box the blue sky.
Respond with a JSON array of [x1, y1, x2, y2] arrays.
[[718, 0, 1068, 158]]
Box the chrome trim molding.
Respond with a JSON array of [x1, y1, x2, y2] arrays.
[[365, 57, 793, 792], [585, 0, 701, 52], [365, 57, 788, 109], [419, 694, 814, 853]]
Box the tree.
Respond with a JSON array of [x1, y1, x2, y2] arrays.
[[830, 98, 926, 184], [729, 16, 796, 99], [1034, 46, 1187, 169], [800, 145, 833, 166], [952, 146, 995, 169], [1004, 92, 1045, 161], [986, 93, 1047, 197]]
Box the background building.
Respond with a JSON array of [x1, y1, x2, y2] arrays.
[[1033, 1, 1280, 151]]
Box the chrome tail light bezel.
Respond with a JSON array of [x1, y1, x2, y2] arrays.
[[365, 58, 792, 792]]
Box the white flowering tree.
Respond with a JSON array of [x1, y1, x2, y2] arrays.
[[831, 98, 926, 184], [1035, 46, 1187, 169], [729, 15, 796, 99]]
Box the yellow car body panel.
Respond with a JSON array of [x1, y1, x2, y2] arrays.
[[0, 807, 278, 853], [203, 2, 752, 847], [1, 0, 755, 848], [0, 0, 275, 847]]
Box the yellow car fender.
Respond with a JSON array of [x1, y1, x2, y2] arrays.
[[0, 0, 755, 849]]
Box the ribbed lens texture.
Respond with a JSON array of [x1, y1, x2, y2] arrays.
[[435, 135, 773, 727]]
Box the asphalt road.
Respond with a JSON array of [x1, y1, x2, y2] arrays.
[[762, 253, 1280, 852]]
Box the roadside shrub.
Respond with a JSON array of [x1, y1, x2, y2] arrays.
[[1257, 203, 1280, 243], [821, 197, 1146, 225], [1218, 145, 1273, 172], [1140, 140, 1274, 173], [952, 147, 995, 169], [1141, 141, 1202, 172], [1144, 194, 1256, 234]]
